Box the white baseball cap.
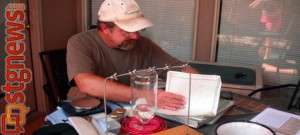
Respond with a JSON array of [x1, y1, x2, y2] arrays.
[[98, 0, 154, 32]]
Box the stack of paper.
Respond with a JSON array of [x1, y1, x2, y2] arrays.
[[251, 108, 300, 135], [157, 71, 222, 116], [156, 71, 226, 128], [190, 99, 234, 124], [156, 99, 234, 128]]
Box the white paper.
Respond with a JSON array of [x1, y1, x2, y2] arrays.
[[68, 117, 100, 135], [157, 71, 221, 116], [251, 108, 300, 128]]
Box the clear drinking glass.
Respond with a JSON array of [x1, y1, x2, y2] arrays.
[[131, 70, 158, 125]]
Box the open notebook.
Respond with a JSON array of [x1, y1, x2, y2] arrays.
[[156, 99, 234, 128], [157, 71, 222, 116]]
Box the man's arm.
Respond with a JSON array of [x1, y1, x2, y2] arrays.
[[74, 73, 131, 102], [181, 66, 200, 74], [74, 72, 186, 110]]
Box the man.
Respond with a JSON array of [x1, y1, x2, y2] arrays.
[[66, 0, 198, 111]]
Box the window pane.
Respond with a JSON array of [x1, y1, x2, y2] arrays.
[[0, 1, 13, 87], [217, 0, 300, 85]]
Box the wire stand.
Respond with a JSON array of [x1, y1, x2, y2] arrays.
[[103, 64, 189, 135]]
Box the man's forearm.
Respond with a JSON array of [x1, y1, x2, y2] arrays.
[[73, 72, 186, 111], [74, 73, 132, 102], [182, 66, 199, 74]]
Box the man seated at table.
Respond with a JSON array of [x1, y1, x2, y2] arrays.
[[66, 0, 198, 111]]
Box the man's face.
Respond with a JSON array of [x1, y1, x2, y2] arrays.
[[109, 25, 140, 50]]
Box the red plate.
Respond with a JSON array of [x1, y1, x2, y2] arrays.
[[122, 116, 167, 135]]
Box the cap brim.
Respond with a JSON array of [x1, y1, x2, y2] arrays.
[[114, 16, 153, 32]]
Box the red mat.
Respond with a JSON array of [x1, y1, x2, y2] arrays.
[[122, 116, 167, 135]]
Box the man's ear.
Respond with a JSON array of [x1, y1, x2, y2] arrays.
[[99, 23, 110, 34]]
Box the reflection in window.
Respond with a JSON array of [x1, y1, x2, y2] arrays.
[[217, 0, 300, 85]]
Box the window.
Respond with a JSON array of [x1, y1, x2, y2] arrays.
[[0, 1, 12, 94], [89, 0, 197, 60], [217, 0, 300, 85]]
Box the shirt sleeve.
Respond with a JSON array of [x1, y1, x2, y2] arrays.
[[66, 34, 96, 82]]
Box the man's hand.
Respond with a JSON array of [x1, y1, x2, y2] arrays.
[[157, 89, 185, 111]]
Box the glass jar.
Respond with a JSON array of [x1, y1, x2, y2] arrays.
[[130, 70, 158, 124]]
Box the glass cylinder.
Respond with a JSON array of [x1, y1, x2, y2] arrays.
[[130, 70, 158, 124]]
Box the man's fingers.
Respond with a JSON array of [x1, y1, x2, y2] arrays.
[[158, 98, 186, 110], [159, 102, 185, 110], [159, 106, 177, 111], [159, 97, 185, 105], [157, 90, 186, 111], [163, 92, 185, 101]]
